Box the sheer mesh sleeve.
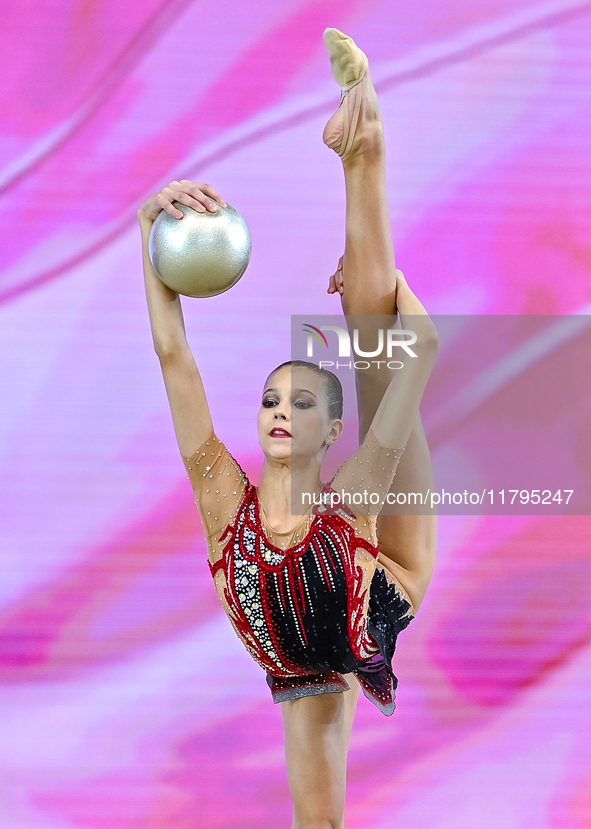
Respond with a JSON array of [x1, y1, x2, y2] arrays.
[[329, 427, 406, 516], [182, 432, 248, 538]]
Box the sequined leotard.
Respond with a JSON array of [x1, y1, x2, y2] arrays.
[[183, 428, 414, 716]]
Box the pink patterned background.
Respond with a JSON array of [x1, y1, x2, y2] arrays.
[[1, 1, 591, 826]]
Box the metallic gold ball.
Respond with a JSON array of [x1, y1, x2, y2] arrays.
[[148, 201, 252, 297]]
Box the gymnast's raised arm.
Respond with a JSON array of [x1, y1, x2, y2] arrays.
[[137, 180, 226, 457]]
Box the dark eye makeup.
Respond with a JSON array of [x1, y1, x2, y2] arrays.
[[262, 397, 315, 409]]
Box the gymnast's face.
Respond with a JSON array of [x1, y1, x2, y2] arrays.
[[258, 365, 342, 463]]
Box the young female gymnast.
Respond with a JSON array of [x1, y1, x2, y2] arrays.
[[138, 28, 439, 829]]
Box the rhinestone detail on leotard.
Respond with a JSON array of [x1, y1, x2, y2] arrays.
[[183, 432, 413, 715]]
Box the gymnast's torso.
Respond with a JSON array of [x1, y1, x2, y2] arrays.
[[183, 430, 415, 715]]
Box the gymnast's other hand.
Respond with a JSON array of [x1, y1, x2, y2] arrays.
[[327, 255, 344, 295], [137, 180, 228, 224]]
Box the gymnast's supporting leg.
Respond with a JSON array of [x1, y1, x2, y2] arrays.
[[324, 32, 437, 614], [281, 675, 360, 829]]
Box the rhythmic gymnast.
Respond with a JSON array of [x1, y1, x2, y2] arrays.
[[138, 28, 439, 829]]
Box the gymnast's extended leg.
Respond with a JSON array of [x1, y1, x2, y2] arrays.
[[323, 29, 437, 615]]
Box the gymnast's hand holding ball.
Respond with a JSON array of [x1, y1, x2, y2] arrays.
[[137, 180, 251, 298]]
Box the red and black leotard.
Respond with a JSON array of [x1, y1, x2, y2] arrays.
[[183, 431, 413, 716]]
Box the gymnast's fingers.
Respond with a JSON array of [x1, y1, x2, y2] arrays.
[[196, 181, 228, 208], [327, 256, 345, 294], [156, 187, 185, 219], [171, 191, 208, 214], [179, 180, 226, 212], [327, 271, 344, 295]]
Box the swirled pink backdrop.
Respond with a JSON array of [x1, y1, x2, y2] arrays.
[[1, 1, 591, 827]]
